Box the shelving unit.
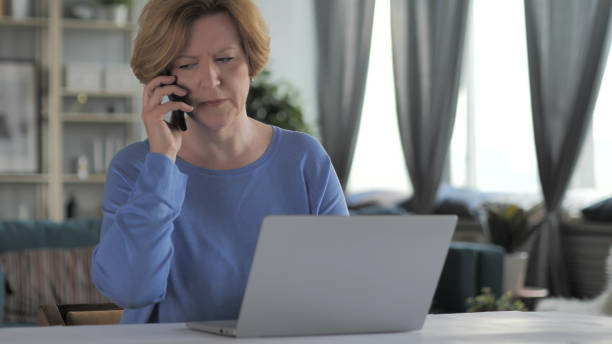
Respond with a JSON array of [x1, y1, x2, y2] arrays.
[[61, 113, 139, 123], [0, 0, 143, 220], [0, 174, 49, 184], [62, 18, 136, 31], [62, 90, 138, 98], [63, 174, 106, 184], [0, 17, 48, 27]]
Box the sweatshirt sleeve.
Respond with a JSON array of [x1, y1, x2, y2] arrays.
[[304, 140, 349, 216], [91, 151, 188, 309]]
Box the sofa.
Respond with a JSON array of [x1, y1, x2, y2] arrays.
[[0, 217, 504, 326], [0, 218, 106, 326], [433, 241, 505, 313], [561, 218, 612, 298], [346, 191, 505, 312]]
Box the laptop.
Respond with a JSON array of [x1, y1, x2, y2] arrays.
[[186, 215, 457, 338]]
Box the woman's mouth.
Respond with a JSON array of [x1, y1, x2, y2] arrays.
[[201, 99, 226, 107]]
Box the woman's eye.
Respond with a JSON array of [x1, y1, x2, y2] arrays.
[[178, 63, 195, 70], [216, 57, 234, 63]]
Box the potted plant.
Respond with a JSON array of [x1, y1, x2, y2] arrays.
[[483, 202, 539, 293], [466, 287, 527, 312], [9, 0, 30, 19], [99, 0, 130, 25], [246, 70, 311, 134]]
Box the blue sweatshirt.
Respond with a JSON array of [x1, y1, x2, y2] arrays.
[[91, 126, 349, 323]]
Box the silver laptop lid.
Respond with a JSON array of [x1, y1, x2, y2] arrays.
[[235, 215, 457, 337]]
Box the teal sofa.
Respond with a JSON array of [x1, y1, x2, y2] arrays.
[[433, 241, 505, 313], [0, 218, 503, 326], [0, 218, 103, 326]]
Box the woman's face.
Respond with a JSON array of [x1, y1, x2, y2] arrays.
[[169, 12, 250, 131]]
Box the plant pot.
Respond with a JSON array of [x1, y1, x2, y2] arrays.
[[10, 0, 30, 19], [110, 4, 128, 25], [504, 251, 528, 293]]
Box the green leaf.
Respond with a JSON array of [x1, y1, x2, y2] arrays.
[[246, 70, 311, 134]]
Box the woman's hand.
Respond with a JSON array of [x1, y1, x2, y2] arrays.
[[141, 75, 194, 162]]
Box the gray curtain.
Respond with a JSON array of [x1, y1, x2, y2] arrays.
[[390, 0, 470, 214], [315, 0, 375, 189], [524, 0, 612, 296]]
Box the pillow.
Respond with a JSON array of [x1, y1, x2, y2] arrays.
[[434, 198, 478, 219], [397, 197, 478, 219], [0, 218, 102, 254], [346, 190, 408, 210], [349, 205, 408, 215], [0, 247, 110, 324], [582, 197, 612, 222]]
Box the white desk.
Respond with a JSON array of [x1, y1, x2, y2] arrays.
[[1, 311, 611, 343]]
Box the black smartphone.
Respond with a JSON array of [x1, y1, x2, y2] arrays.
[[168, 91, 189, 131], [165, 74, 191, 131]]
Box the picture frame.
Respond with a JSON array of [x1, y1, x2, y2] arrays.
[[0, 59, 39, 173]]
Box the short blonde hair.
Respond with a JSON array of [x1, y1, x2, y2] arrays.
[[131, 0, 270, 84]]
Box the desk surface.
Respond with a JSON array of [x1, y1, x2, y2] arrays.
[[1, 311, 611, 343]]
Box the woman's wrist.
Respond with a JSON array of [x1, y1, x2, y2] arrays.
[[149, 145, 178, 163]]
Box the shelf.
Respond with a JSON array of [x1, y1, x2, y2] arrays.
[[0, 17, 134, 31], [0, 173, 48, 183], [0, 17, 49, 27], [0, 1, 139, 220], [62, 19, 136, 31], [62, 89, 138, 98], [62, 112, 139, 123], [63, 174, 106, 184]]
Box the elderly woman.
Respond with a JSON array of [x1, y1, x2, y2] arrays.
[[91, 0, 348, 324]]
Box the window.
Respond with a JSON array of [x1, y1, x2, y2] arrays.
[[452, 0, 612, 208], [346, 0, 411, 195], [591, 50, 612, 193], [450, 0, 539, 195], [566, 43, 612, 208], [348, 0, 611, 209]]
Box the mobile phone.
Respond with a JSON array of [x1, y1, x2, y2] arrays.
[[164, 74, 191, 131], [168, 91, 189, 131]]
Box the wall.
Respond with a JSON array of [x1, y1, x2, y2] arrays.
[[254, 0, 319, 136]]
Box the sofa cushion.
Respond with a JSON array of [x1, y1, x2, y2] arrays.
[[582, 197, 612, 222], [432, 241, 505, 313], [349, 205, 408, 215], [0, 247, 110, 324], [0, 218, 102, 254]]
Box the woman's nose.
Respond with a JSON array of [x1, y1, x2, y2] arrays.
[[198, 62, 221, 88]]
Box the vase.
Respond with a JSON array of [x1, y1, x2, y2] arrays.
[[10, 0, 29, 19], [110, 4, 128, 25], [504, 251, 528, 293]]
